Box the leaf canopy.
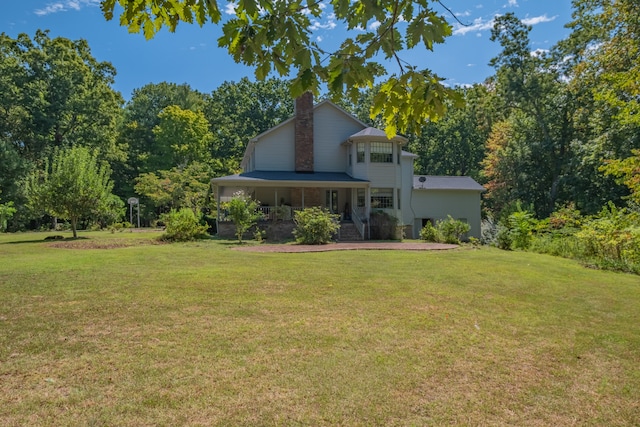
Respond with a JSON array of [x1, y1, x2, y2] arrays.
[[101, 0, 457, 136]]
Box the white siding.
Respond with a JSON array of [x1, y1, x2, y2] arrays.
[[254, 122, 295, 171], [313, 103, 364, 172]]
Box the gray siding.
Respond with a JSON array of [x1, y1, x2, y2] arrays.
[[254, 123, 295, 171], [313, 103, 364, 172], [411, 190, 482, 239]]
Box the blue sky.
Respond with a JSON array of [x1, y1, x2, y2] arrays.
[[3, 1, 574, 100]]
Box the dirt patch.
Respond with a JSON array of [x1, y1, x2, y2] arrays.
[[47, 238, 166, 250], [232, 242, 459, 253]]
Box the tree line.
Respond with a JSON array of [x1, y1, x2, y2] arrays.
[[1, 0, 639, 238]]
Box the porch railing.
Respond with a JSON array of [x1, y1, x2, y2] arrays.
[[351, 207, 369, 240], [219, 206, 304, 222]]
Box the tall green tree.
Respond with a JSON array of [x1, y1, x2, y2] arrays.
[[114, 82, 207, 196], [101, 0, 459, 136], [25, 146, 116, 238], [487, 14, 574, 217], [152, 105, 213, 170], [0, 31, 124, 162], [410, 85, 489, 178], [553, 0, 640, 213], [204, 78, 293, 166]]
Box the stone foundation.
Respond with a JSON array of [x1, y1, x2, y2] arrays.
[[217, 221, 297, 241]]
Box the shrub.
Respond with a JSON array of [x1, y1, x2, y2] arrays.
[[575, 203, 640, 273], [222, 191, 261, 243], [496, 225, 513, 250], [481, 217, 499, 245], [369, 211, 400, 240], [507, 210, 535, 250], [160, 208, 209, 242], [293, 207, 340, 244], [419, 221, 440, 242], [437, 216, 470, 244]]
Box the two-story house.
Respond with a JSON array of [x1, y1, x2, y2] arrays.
[[211, 93, 485, 240]]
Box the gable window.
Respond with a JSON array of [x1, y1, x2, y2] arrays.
[[370, 142, 393, 163], [371, 188, 393, 209], [356, 143, 365, 163]]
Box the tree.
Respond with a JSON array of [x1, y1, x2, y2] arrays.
[[0, 31, 123, 162], [25, 146, 116, 238], [152, 105, 213, 170], [0, 139, 31, 220], [553, 0, 640, 213], [114, 82, 208, 196], [100, 0, 460, 135], [410, 85, 489, 178], [0, 198, 16, 232], [204, 78, 293, 163], [134, 161, 213, 218], [487, 14, 575, 217], [222, 191, 261, 243], [601, 149, 640, 205], [562, 0, 639, 127]]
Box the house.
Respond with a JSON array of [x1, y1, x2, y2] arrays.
[[211, 93, 485, 240]]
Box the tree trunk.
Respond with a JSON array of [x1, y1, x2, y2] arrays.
[[71, 217, 78, 239]]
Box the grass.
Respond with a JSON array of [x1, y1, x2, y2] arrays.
[[1, 231, 639, 426]]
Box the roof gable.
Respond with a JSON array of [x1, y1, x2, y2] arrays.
[[241, 100, 367, 169]]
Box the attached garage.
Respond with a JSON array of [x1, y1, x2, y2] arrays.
[[410, 176, 485, 239]]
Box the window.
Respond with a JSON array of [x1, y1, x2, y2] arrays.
[[356, 143, 365, 163], [371, 188, 393, 209], [357, 188, 365, 208], [370, 142, 393, 163]]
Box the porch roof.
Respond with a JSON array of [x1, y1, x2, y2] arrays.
[[212, 170, 370, 188]]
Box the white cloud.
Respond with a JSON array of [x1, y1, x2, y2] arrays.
[[316, 36, 323, 42], [225, 2, 237, 15], [34, 0, 99, 16], [506, 0, 518, 7], [309, 19, 336, 31], [456, 10, 472, 18], [522, 14, 557, 26], [453, 12, 555, 36], [530, 48, 549, 57], [369, 21, 381, 30], [453, 17, 496, 36]]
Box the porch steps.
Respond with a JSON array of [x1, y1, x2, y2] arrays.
[[338, 221, 363, 241]]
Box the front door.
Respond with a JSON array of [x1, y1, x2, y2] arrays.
[[326, 190, 338, 214]]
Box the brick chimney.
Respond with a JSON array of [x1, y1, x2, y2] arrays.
[[295, 92, 314, 173]]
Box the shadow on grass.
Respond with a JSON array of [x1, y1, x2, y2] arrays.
[[1, 236, 88, 245]]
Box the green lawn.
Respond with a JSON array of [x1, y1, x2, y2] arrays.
[[1, 231, 639, 426]]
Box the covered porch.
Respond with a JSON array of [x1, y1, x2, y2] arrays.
[[211, 171, 371, 240]]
